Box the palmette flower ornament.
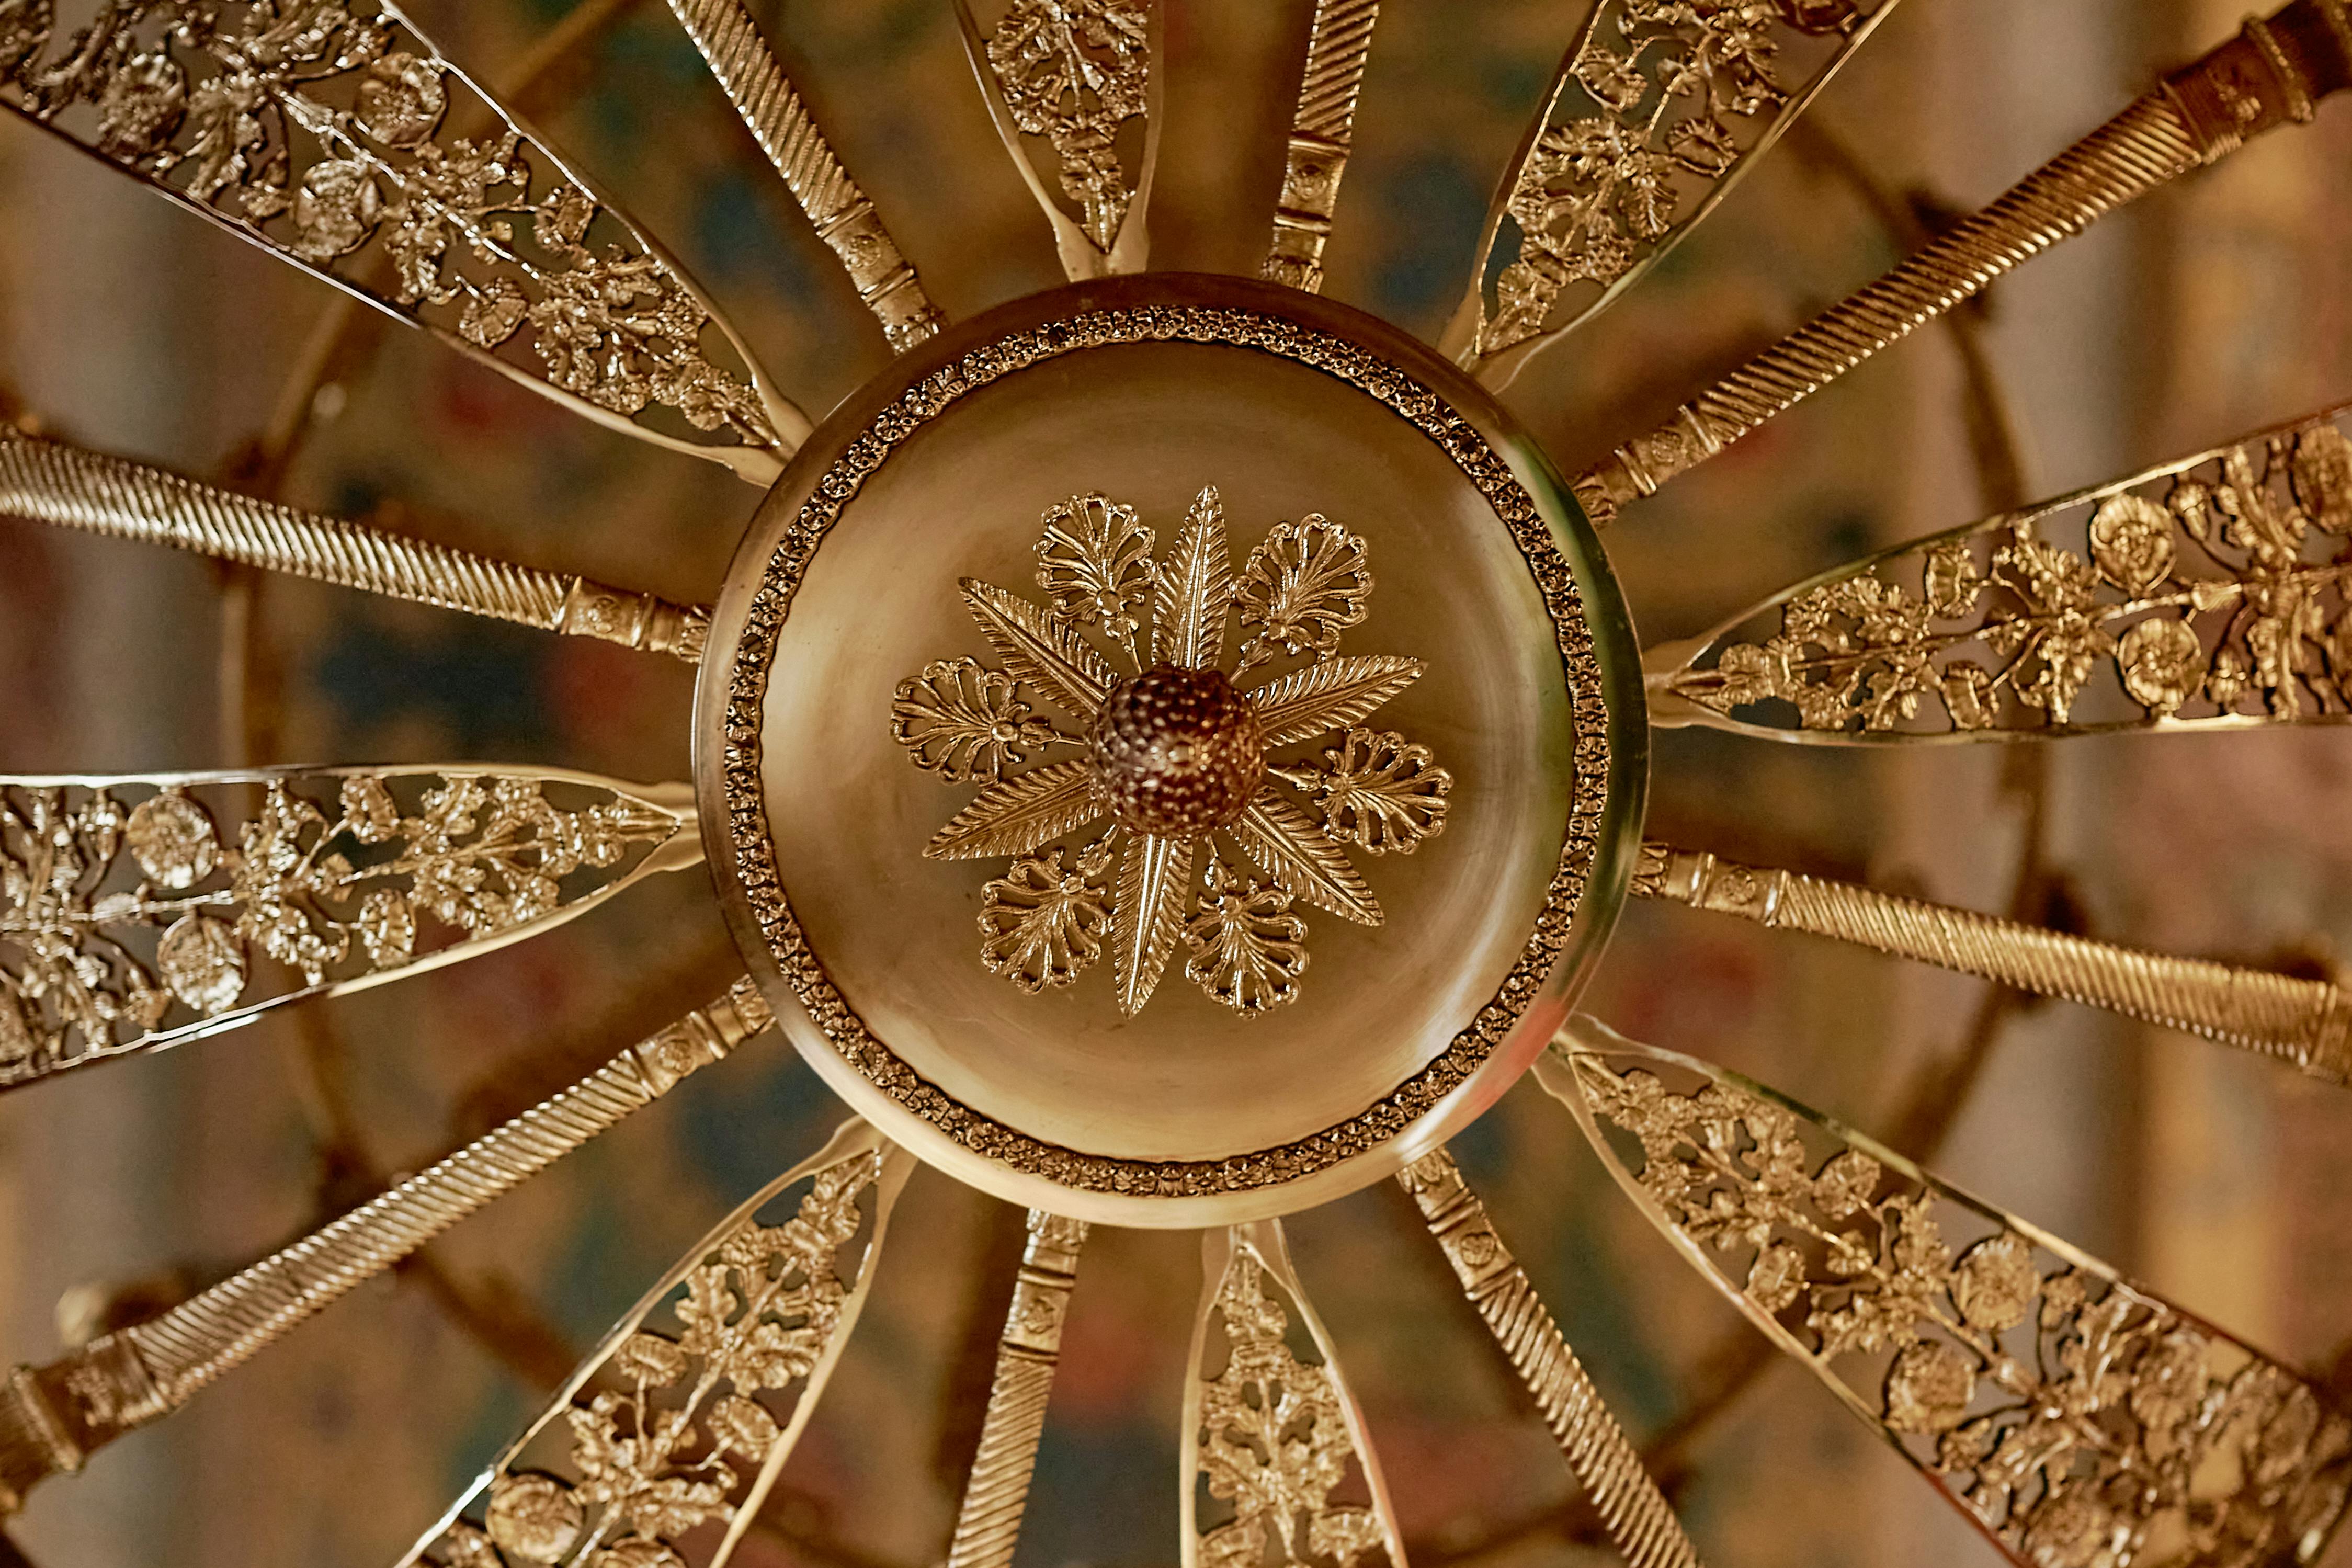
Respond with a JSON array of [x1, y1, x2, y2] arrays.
[[889, 484, 1453, 1016]]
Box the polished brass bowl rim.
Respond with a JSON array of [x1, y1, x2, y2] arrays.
[[695, 271, 1649, 1223]]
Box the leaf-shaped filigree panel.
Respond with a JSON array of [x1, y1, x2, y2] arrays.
[[0, 1, 803, 477], [954, 0, 1161, 276], [0, 766, 696, 1088], [1652, 405, 2352, 741], [1538, 1021, 2352, 1567], [1181, 1221, 1404, 1568], [405, 1120, 914, 1568], [1444, 0, 1903, 385]]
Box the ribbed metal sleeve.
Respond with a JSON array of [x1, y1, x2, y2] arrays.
[[1291, 0, 1381, 139], [1263, 0, 1382, 291], [1636, 844, 2352, 1085], [1772, 872, 2350, 1078], [0, 429, 569, 624], [0, 429, 712, 660], [949, 1353, 1059, 1566], [1401, 1150, 1702, 1568], [0, 980, 774, 1517], [661, 0, 942, 349], [947, 1213, 1088, 1568], [124, 1057, 654, 1402], [1478, 1265, 1700, 1568], [1577, 93, 2202, 514]]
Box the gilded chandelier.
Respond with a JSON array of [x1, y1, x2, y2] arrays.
[[2, 0, 2352, 1562]]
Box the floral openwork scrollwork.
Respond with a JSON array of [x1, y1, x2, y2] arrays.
[[1560, 1037, 2352, 1565], [1461, 0, 1887, 368], [1664, 414, 2352, 737], [0, 1, 781, 460], [0, 769, 688, 1086]]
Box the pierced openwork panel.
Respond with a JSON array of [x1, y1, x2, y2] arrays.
[[404, 1121, 913, 1568], [1182, 1222, 1403, 1568], [0, 767, 695, 1087], [1653, 405, 2352, 741], [0, 0, 798, 476], [1543, 1025, 2352, 1567], [1446, 0, 1899, 380], [889, 481, 1450, 1017], [958, 0, 1156, 273]]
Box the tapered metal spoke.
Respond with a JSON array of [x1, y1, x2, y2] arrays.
[[1399, 1149, 1700, 1568], [1441, 0, 1905, 385], [1181, 1221, 1406, 1568], [401, 1117, 914, 1568], [1575, 0, 2352, 521], [0, 767, 700, 1089], [947, 1211, 1089, 1568], [1649, 401, 2352, 742], [1, 429, 712, 661], [1634, 842, 2352, 1086], [1262, 0, 1383, 294], [661, 0, 944, 351], [0, 1, 806, 480], [1538, 1023, 2352, 1567], [0, 980, 774, 1517], [953, 0, 1162, 279]]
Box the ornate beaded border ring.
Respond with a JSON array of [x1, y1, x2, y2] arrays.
[[718, 301, 1617, 1198]]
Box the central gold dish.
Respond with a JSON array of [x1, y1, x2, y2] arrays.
[[697, 274, 1644, 1223]]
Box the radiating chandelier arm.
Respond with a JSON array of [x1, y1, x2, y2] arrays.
[[0, 979, 774, 1518], [660, 0, 945, 352], [1260, 0, 1383, 294], [1396, 1150, 1702, 1568], [946, 1210, 1089, 1568], [1573, 0, 2352, 521], [0, 766, 703, 1092], [0, 430, 714, 661], [1438, 0, 1907, 387], [401, 1118, 914, 1568], [951, 0, 1163, 280], [1633, 841, 2352, 1085], [1535, 1022, 2352, 1568], [0, 2, 806, 482], [1648, 401, 2352, 742], [1180, 1221, 1408, 1568]]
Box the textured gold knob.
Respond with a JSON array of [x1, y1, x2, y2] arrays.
[[1088, 664, 1266, 835]]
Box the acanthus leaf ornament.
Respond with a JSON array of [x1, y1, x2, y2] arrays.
[[1539, 1022, 2352, 1568], [891, 483, 1451, 1016], [0, 767, 697, 1087], [1651, 405, 2352, 740], [0, 0, 804, 479]]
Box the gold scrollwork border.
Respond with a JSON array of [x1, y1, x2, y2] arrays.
[[719, 301, 1611, 1197]]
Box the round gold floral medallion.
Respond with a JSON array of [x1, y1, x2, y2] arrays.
[[698, 273, 1645, 1223]]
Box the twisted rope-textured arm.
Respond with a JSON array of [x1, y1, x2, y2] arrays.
[[662, 0, 943, 351], [0, 429, 711, 661], [1399, 1150, 1702, 1568], [1262, 0, 1382, 293], [947, 1211, 1089, 1568], [1636, 843, 2352, 1084], [1574, 0, 2352, 519], [0, 979, 773, 1515]]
